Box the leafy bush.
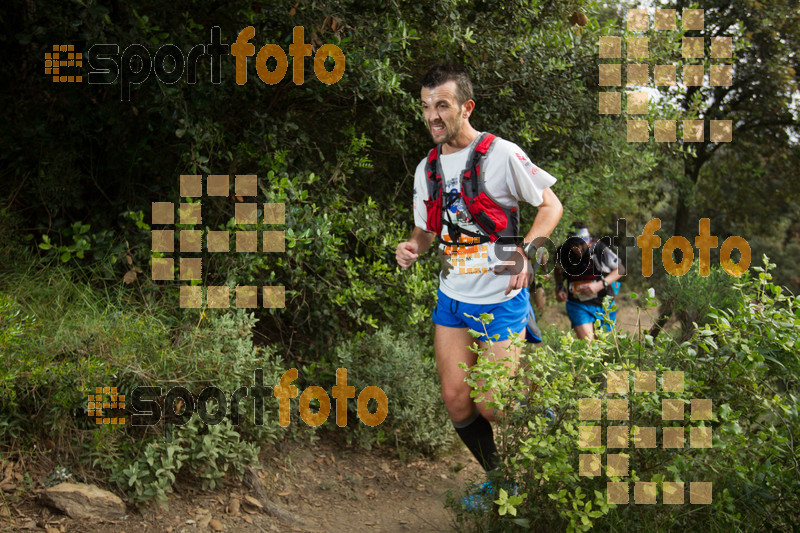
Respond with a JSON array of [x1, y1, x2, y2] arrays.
[[333, 327, 453, 455], [0, 267, 286, 504], [455, 256, 799, 532], [110, 417, 259, 507], [659, 262, 742, 338]]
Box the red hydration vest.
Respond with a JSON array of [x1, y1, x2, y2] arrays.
[[423, 133, 519, 244]]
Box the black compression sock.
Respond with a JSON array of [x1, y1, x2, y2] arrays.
[[452, 409, 499, 472]]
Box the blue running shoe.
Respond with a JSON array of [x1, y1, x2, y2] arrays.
[[460, 481, 519, 512], [460, 481, 493, 512]]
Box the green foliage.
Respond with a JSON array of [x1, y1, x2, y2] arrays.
[[0, 267, 284, 505], [660, 262, 743, 338], [110, 438, 187, 506], [181, 417, 260, 491], [455, 257, 799, 532], [333, 327, 453, 455]]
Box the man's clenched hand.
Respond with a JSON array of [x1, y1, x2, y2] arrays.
[[396, 241, 420, 268]]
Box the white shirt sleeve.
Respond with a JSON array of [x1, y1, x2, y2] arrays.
[[504, 142, 557, 207], [412, 158, 430, 231]]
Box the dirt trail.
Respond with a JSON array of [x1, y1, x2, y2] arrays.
[[2, 438, 481, 533], [2, 298, 657, 533]]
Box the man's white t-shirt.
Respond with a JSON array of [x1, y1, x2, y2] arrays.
[[413, 133, 557, 304]]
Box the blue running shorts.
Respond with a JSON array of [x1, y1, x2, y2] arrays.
[[432, 288, 542, 343], [565, 299, 617, 331]]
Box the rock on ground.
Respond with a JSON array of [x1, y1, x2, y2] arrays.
[[41, 482, 126, 521]]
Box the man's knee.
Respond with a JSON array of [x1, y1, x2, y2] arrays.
[[476, 402, 497, 422], [440, 383, 473, 420]]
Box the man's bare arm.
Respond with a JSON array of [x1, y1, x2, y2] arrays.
[[521, 187, 563, 247], [497, 187, 563, 294]]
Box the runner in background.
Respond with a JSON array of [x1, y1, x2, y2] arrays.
[[554, 222, 624, 340]]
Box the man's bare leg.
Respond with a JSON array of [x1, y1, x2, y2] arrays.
[[434, 324, 478, 422], [435, 324, 526, 471], [473, 329, 525, 422], [574, 323, 594, 340]]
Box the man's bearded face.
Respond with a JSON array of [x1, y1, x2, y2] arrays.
[[421, 81, 467, 146]]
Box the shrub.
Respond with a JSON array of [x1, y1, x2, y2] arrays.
[[659, 261, 742, 338], [333, 326, 453, 455], [0, 267, 286, 505], [455, 256, 799, 532]]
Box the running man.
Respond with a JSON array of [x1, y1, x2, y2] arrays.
[[395, 63, 562, 483]]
